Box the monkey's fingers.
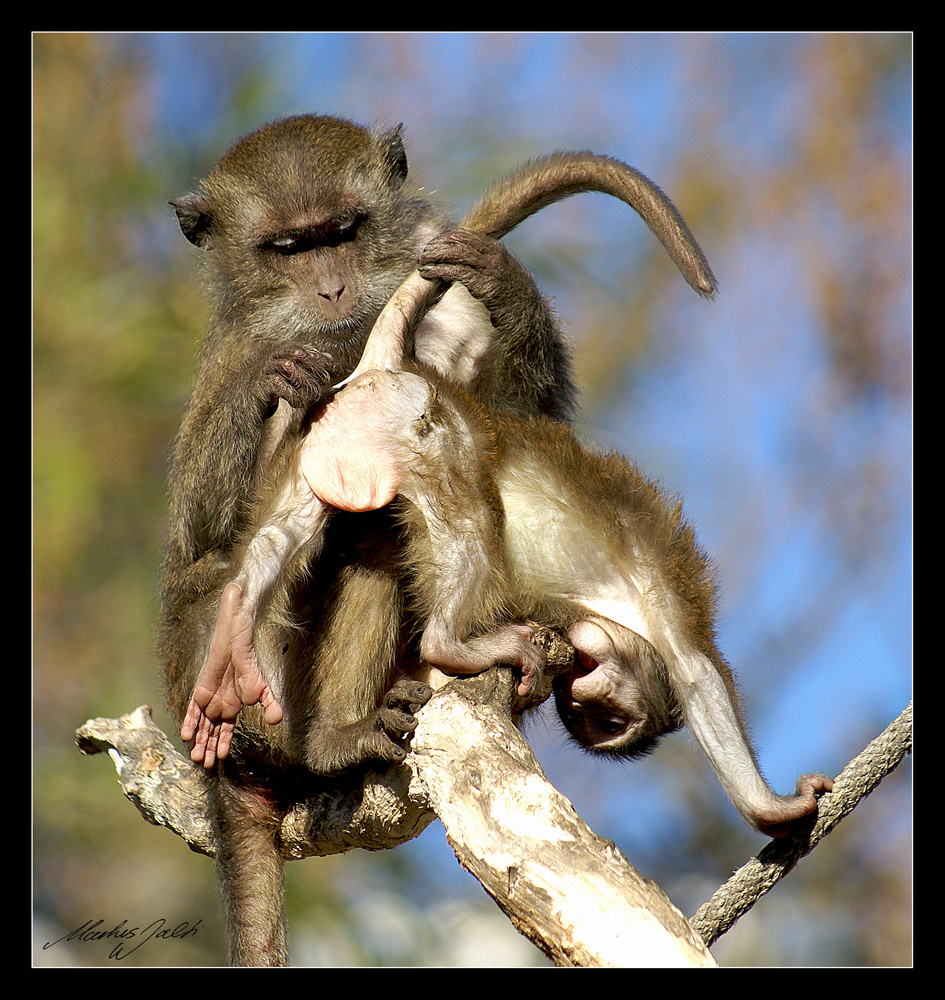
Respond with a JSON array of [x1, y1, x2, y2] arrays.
[[214, 723, 234, 762], [186, 709, 219, 768], [180, 699, 202, 744], [181, 684, 237, 767], [263, 345, 345, 410], [181, 689, 226, 740], [375, 679, 434, 751], [510, 625, 547, 697], [390, 678, 433, 712], [754, 774, 835, 838], [256, 686, 284, 727], [188, 711, 237, 769], [217, 591, 284, 725], [797, 772, 835, 797], [419, 229, 516, 311], [229, 639, 284, 723]]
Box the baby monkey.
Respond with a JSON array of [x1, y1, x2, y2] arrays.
[[188, 245, 833, 843]]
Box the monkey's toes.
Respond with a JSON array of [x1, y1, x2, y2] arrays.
[[798, 772, 834, 798], [388, 678, 433, 711]]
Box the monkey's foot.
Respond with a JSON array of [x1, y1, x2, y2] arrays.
[[510, 622, 575, 713], [375, 678, 433, 756], [181, 583, 284, 769], [509, 625, 548, 697], [303, 679, 433, 774], [754, 773, 835, 838]]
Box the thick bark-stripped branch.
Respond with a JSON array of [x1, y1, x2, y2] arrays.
[[76, 668, 715, 966]]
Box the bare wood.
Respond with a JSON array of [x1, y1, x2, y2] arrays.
[[76, 705, 436, 860], [80, 692, 910, 965], [77, 705, 216, 854], [408, 671, 716, 967]]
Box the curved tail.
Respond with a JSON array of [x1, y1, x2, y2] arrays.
[[463, 152, 716, 298]]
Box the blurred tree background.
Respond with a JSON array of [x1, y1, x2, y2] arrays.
[[33, 33, 911, 966]]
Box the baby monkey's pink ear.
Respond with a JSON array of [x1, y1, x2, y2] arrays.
[[299, 389, 402, 513]]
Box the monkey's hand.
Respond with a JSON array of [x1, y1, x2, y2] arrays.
[[419, 229, 545, 333], [421, 622, 547, 699], [753, 773, 835, 839], [260, 345, 345, 415], [181, 583, 284, 769]]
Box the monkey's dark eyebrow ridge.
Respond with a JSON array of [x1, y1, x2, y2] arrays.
[[261, 214, 367, 254]]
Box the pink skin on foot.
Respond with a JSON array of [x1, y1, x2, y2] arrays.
[[181, 583, 284, 769]]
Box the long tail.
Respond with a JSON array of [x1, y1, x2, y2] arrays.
[[463, 152, 716, 298]]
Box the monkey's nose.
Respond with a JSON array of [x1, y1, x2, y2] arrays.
[[318, 284, 346, 303]]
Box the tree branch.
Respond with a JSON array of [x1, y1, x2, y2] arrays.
[[408, 670, 715, 966], [75, 704, 436, 860], [76, 676, 910, 966], [76, 669, 715, 966]]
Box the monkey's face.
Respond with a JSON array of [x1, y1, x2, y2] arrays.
[[552, 618, 680, 759], [554, 654, 659, 755], [205, 191, 416, 347], [172, 115, 423, 347]]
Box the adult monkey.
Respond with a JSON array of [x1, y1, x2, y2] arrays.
[[159, 114, 716, 965]]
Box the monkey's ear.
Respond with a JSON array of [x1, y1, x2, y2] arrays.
[[377, 124, 408, 189], [170, 192, 214, 248]]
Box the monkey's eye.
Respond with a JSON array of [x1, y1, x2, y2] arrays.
[[325, 216, 362, 243], [267, 234, 309, 255], [559, 704, 582, 727], [596, 716, 627, 735], [264, 232, 323, 256]]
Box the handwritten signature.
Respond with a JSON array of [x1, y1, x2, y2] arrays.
[[44, 918, 204, 961]]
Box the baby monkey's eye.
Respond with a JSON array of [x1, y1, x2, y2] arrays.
[[596, 715, 628, 735], [415, 414, 433, 437]]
